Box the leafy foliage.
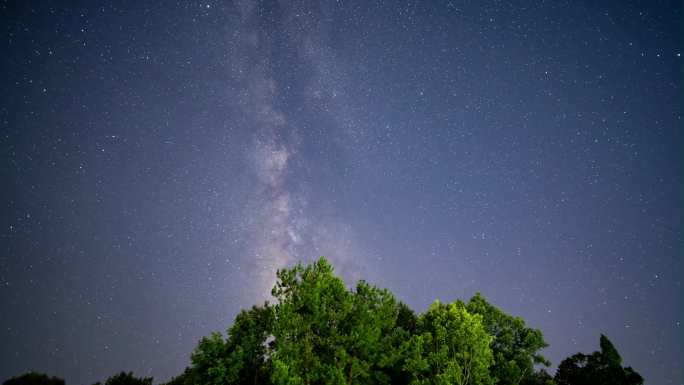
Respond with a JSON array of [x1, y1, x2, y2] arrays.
[[158, 368, 194, 385], [466, 293, 549, 385], [269, 257, 401, 385], [189, 304, 274, 385], [405, 300, 494, 385], [176, 258, 644, 385], [3, 258, 644, 385]]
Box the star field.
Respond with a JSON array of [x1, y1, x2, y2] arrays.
[[1, 1, 682, 384]]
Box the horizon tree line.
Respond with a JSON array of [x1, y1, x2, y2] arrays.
[[3, 257, 643, 385]]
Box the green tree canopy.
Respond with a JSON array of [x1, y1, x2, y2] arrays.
[[270, 257, 402, 385], [189, 303, 274, 385], [0, 258, 646, 385], [156, 257, 642, 385], [404, 300, 494, 385], [159, 368, 195, 385], [466, 293, 549, 385]]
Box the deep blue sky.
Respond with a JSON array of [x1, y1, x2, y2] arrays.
[[1, 1, 682, 384]]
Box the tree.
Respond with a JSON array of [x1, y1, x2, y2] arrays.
[[162, 258, 643, 385], [189, 304, 274, 385], [223, 304, 275, 385], [103, 372, 152, 385], [345, 280, 403, 384], [406, 300, 494, 385], [396, 301, 418, 334], [522, 369, 556, 385], [466, 293, 549, 385], [269, 257, 404, 385], [2, 373, 64, 385], [160, 368, 195, 385], [270, 257, 358, 385], [555, 335, 643, 385], [190, 331, 231, 384]]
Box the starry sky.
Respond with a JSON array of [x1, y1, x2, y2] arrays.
[[1, 1, 682, 384]]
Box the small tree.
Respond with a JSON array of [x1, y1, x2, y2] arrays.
[[160, 368, 195, 385], [270, 257, 355, 385], [270, 257, 403, 385], [555, 335, 643, 385], [466, 293, 549, 385], [103, 372, 152, 385], [406, 300, 494, 385], [188, 303, 274, 385]]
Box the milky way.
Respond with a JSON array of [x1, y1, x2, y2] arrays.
[[233, 1, 369, 300]]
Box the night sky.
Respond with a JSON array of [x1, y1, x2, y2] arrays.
[[1, 1, 682, 384]]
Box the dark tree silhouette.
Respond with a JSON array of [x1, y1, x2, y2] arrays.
[[555, 335, 643, 385], [102, 372, 152, 385], [2, 373, 64, 385], [159, 368, 195, 385]]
